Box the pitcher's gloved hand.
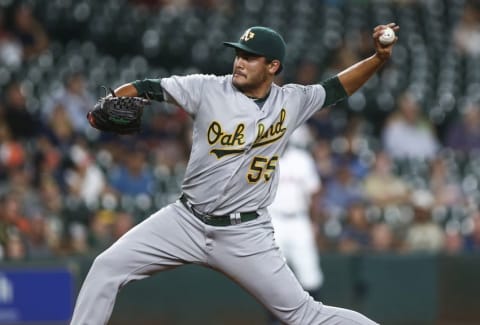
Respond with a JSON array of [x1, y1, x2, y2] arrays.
[[87, 88, 150, 134]]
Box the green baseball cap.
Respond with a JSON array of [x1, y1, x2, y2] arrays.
[[224, 26, 286, 66]]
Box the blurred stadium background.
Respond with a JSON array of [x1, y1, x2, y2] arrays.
[[1, 0, 480, 324]]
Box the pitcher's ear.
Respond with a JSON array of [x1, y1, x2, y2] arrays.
[[268, 60, 281, 75]]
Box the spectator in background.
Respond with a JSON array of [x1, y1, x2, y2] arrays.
[[311, 139, 337, 185], [0, 8, 22, 68], [4, 231, 28, 261], [404, 189, 445, 253], [0, 121, 25, 174], [4, 167, 41, 219], [464, 211, 480, 252], [11, 3, 48, 60], [1, 193, 31, 238], [269, 126, 324, 301], [382, 91, 439, 160], [370, 222, 397, 253], [37, 177, 64, 251], [153, 138, 188, 171], [308, 109, 337, 142], [143, 108, 189, 142], [38, 177, 62, 214], [453, 0, 480, 57], [25, 213, 54, 259], [0, 195, 8, 250], [32, 136, 63, 189], [428, 156, 464, 208], [108, 143, 154, 196], [444, 228, 465, 255], [61, 177, 94, 238], [363, 151, 410, 208], [339, 116, 371, 179], [445, 99, 480, 153], [112, 212, 135, 241], [43, 103, 76, 152], [319, 160, 365, 219], [4, 81, 39, 140], [65, 143, 106, 207], [68, 222, 90, 256], [338, 201, 371, 253], [43, 72, 96, 135], [89, 210, 115, 252]]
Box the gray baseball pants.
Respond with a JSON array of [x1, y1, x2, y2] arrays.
[[70, 200, 378, 325]]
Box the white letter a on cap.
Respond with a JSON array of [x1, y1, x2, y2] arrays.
[[240, 28, 255, 42]]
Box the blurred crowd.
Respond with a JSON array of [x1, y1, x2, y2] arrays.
[[1, 0, 480, 262]]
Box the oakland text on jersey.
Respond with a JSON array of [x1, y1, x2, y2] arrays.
[[254, 108, 287, 148], [208, 108, 287, 159], [207, 121, 246, 147]]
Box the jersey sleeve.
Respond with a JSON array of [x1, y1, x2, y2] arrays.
[[290, 84, 327, 128], [160, 74, 207, 116]]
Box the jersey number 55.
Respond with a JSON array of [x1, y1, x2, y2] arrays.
[[247, 155, 279, 183]]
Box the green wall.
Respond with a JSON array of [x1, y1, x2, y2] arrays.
[[2, 253, 480, 325]]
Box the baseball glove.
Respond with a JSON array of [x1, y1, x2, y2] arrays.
[[87, 88, 150, 134]]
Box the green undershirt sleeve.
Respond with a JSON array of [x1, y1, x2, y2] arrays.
[[320, 75, 348, 107], [131, 78, 165, 101]]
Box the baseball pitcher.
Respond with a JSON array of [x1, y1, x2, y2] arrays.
[[71, 24, 398, 325]]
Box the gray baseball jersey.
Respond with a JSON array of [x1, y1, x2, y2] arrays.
[[161, 74, 325, 214], [70, 74, 378, 325]]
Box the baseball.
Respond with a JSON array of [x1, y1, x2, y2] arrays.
[[379, 27, 395, 45]]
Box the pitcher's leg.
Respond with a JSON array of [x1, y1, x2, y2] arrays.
[[209, 217, 378, 325], [70, 203, 207, 325]]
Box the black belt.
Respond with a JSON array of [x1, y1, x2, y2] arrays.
[[179, 194, 258, 226]]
